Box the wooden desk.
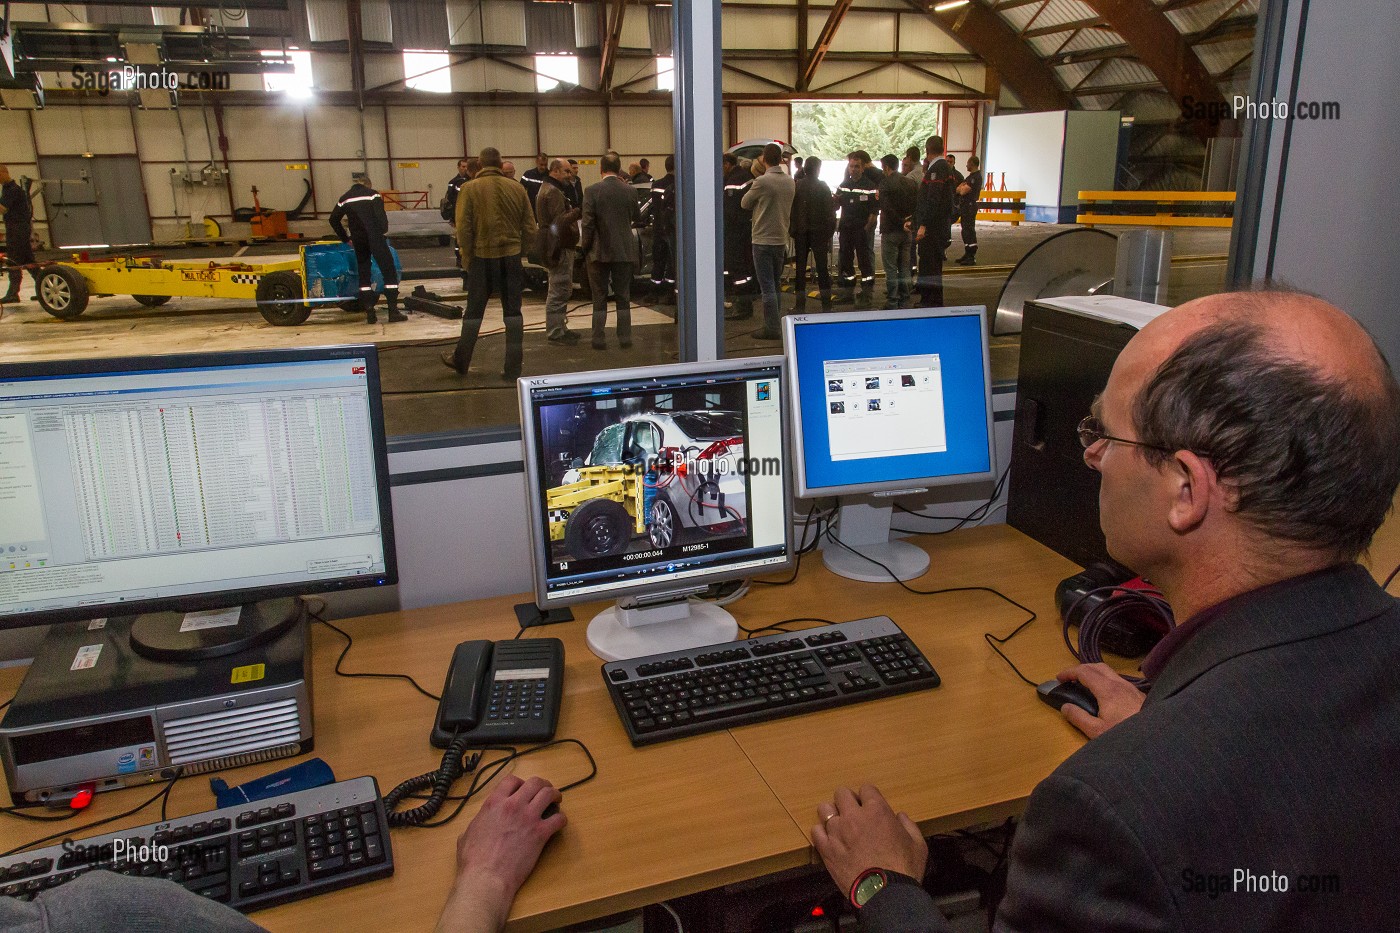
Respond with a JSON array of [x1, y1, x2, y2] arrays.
[[3, 521, 1397, 931]]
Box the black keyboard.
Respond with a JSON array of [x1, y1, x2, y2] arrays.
[[602, 616, 940, 745], [0, 776, 392, 911]]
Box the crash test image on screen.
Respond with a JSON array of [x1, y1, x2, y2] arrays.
[[535, 384, 755, 568]]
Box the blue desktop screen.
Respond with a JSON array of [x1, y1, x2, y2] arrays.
[[791, 311, 993, 492]]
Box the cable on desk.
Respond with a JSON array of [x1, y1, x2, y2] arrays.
[[739, 617, 836, 640], [388, 739, 598, 831], [1, 771, 185, 859], [1384, 561, 1399, 592], [305, 600, 441, 703], [821, 526, 1041, 686], [384, 733, 481, 827]]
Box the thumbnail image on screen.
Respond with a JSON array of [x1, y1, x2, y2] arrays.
[[530, 373, 786, 597]]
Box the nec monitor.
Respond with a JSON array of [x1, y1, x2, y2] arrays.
[[519, 357, 793, 661], [784, 306, 996, 583], [0, 346, 397, 657]]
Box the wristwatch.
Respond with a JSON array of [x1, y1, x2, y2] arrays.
[[849, 868, 889, 909]]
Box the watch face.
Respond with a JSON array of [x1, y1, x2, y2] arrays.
[[854, 869, 887, 907]]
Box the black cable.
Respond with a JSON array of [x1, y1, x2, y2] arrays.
[[387, 739, 598, 830], [752, 503, 835, 588], [1061, 585, 1171, 683], [384, 734, 481, 827], [0, 806, 81, 823], [738, 617, 835, 640], [892, 465, 1010, 536], [1, 774, 184, 859], [821, 525, 1041, 686], [311, 615, 441, 703], [1384, 561, 1399, 592]]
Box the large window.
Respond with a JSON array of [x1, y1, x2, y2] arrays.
[[404, 51, 452, 93], [534, 54, 579, 93], [263, 50, 313, 99]]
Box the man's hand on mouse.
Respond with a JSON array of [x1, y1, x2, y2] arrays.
[[1057, 663, 1145, 739], [812, 784, 927, 897], [436, 775, 566, 933]]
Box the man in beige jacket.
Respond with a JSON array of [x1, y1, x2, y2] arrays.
[[446, 147, 537, 380]]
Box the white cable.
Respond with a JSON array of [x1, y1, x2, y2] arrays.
[[659, 901, 685, 933]]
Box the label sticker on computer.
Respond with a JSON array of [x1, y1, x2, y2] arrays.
[[180, 607, 242, 632], [71, 644, 102, 671], [117, 752, 137, 774], [231, 663, 266, 685], [87, 619, 107, 630]]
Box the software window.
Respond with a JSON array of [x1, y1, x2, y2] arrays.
[[822, 355, 948, 462]]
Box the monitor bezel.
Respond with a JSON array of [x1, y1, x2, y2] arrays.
[[518, 356, 795, 611], [783, 305, 998, 499], [0, 345, 399, 631]]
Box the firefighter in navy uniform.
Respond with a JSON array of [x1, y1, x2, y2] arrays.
[[722, 153, 756, 319], [913, 134, 954, 307], [955, 155, 984, 265], [330, 173, 405, 324], [442, 158, 473, 291], [0, 165, 36, 306]]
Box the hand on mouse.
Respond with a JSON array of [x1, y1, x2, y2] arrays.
[[1056, 663, 1145, 739], [812, 784, 927, 898], [436, 775, 566, 933]]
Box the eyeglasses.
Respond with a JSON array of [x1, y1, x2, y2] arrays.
[[1076, 416, 1178, 455]]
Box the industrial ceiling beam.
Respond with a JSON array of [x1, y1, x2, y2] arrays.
[[799, 0, 854, 92], [599, 0, 628, 93], [913, 0, 1070, 111], [1079, 0, 1224, 116]]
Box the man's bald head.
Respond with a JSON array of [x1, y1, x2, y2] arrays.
[[1123, 289, 1400, 560]]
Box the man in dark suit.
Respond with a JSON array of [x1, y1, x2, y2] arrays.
[[579, 152, 640, 351], [813, 290, 1400, 931]]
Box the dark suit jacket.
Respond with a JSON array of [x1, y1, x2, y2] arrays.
[[580, 175, 640, 264], [864, 564, 1400, 932]]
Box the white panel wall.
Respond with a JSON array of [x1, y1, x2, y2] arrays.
[[31, 107, 136, 155], [619, 12, 652, 50], [985, 111, 1066, 215], [735, 105, 790, 145], [464, 105, 535, 156], [830, 11, 898, 52], [897, 15, 971, 55], [0, 110, 38, 163], [387, 105, 463, 158], [722, 9, 797, 50], [1061, 110, 1121, 203], [539, 106, 607, 161], [609, 106, 674, 159]]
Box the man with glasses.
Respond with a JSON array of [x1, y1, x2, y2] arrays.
[[812, 290, 1400, 931]]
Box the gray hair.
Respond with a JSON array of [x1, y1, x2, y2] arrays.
[[1132, 315, 1400, 559], [548, 158, 568, 173]]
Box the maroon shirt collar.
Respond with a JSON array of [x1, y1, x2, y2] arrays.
[[1140, 565, 1346, 683]]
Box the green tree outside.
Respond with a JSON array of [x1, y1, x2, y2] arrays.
[[791, 102, 942, 163]]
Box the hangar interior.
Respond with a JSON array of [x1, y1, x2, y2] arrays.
[[0, 0, 1398, 929]]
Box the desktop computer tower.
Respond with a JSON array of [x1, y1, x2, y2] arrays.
[[1006, 297, 1160, 570]]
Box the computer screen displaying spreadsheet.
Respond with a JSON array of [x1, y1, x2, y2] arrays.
[[0, 347, 397, 628]]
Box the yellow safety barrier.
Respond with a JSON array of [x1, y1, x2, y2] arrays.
[[1078, 190, 1236, 229], [976, 190, 1026, 226]]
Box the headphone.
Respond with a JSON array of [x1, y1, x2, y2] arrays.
[[1056, 563, 1175, 663]]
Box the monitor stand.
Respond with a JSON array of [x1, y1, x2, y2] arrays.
[[586, 592, 738, 662], [128, 597, 302, 663], [824, 497, 930, 583]]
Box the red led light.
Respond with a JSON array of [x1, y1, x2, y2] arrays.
[[811, 905, 825, 917], [70, 788, 94, 810]]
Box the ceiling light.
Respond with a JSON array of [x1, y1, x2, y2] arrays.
[[934, 0, 971, 10]]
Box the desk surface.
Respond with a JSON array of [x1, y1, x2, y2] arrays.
[[3, 521, 1397, 931]]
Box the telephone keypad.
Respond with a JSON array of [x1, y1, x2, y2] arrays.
[[486, 678, 550, 722]]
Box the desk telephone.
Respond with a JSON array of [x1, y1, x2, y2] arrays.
[[430, 638, 565, 747]]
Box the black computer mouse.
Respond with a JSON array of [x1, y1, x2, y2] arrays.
[[541, 801, 560, 821], [1037, 679, 1099, 717]]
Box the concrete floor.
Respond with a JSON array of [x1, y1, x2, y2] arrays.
[[0, 224, 1231, 436]]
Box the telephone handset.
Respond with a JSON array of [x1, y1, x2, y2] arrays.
[[430, 638, 565, 747]]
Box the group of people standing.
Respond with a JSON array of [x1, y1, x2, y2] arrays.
[[437, 148, 675, 381], [725, 134, 983, 338]]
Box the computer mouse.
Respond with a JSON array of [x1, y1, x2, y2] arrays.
[[1037, 679, 1099, 717], [541, 801, 560, 821]]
